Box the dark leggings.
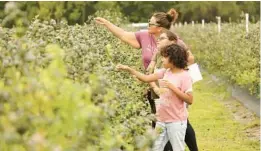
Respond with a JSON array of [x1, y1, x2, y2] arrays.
[[147, 90, 198, 151]]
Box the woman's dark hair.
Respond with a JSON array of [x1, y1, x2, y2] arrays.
[[160, 44, 188, 69], [161, 29, 178, 41], [153, 8, 178, 29]]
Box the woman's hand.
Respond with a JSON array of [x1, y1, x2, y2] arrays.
[[95, 17, 109, 25]]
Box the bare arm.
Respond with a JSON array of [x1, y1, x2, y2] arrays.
[[116, 64, 160, 82], [187, 50, 195, 65], [149, 82, 160, 96], [146, 52, 158, 74], [161, 80, 193, 104], [95, 17, 140, 49], [146, 61, 156, 74], [170, 87, 193, 105], [147, 52, 160, 94]]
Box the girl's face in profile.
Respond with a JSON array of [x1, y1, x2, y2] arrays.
[[157, 33, 175, 51], [161, 56, 172, 69]]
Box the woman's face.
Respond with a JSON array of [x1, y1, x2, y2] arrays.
[[148, 17, 161, 34], [157, 33, 175, 50]]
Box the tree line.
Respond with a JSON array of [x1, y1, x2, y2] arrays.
[[0, 1, 259, 28]]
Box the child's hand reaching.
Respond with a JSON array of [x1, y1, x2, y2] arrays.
[[116, 64, 130, 71]]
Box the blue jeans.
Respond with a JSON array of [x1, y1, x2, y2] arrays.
[[152, 121, 187, 151]]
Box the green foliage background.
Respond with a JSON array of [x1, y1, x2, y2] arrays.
[[0, 2, 259, 150], [0, 10, 155, 151], [175, 22, 260, 97], [0, 1, 260, 28]]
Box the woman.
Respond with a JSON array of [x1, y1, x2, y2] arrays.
[[95, 9, 179, 69], [95, 9, 198, 151]]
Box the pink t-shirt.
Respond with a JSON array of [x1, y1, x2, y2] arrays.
[[156, 68, 193, 122], [135, 31, 157, 69], [135, 31, 189, 69]]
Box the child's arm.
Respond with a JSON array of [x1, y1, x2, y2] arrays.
[[161, 80, 193, 104], [147, 52, 160, 95], [116, 64, 160, 82], [187, 50, 195, 66], [146, 61, 156, 74]]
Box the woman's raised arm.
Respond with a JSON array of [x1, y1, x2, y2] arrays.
[[95, 17, 140, 49]]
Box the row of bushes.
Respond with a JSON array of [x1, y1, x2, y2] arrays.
[[0, 11, 154, 151], [175, 22, 260, 98]]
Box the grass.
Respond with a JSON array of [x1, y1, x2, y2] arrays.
[[187, 72, 260, 151]]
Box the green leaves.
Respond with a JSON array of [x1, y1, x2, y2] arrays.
[[0, 12, 153, 151], [176, 22, 260, 97]]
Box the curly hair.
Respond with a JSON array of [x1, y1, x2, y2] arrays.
[[160, 44, 188, 69]]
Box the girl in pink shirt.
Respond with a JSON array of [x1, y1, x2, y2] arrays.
[[116, 44, 193, 151]]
